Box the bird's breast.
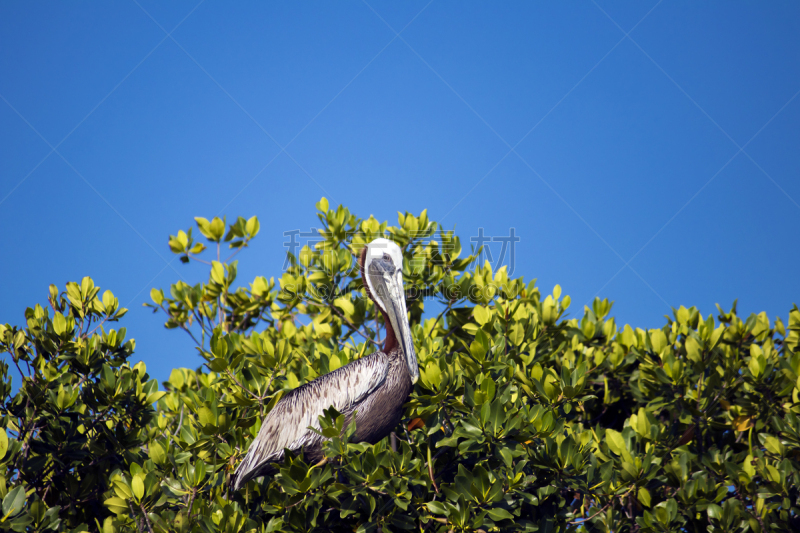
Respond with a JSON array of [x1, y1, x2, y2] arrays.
[[352, 349, 414, 444]]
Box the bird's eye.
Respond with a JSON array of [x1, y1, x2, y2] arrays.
[[383, 253, 391, 262]]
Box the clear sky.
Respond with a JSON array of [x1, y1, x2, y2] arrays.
[[2, 1, 799, 386]]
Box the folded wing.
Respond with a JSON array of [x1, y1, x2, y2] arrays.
[[232, 351, 389, 489]]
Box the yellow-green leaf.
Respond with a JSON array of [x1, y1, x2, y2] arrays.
[[685, 336, 701, 362], [733, 415, 754, 432], [606, 429, 625, 456], [53, 312, 67, 335], [245, 216, 260, 237], [146, 391, 166, 405], [0, 429, 7, 460], [764, 435, 785, 456], [149, 441, 166, 465], [131, 474, 144, 501], [509, 322, 525, 346], [198, 407, 216, 427], [105, 497, 129, 515], [334, 297, 355, 317], [113, 480, 133, 500], [474, 305, 491, 326], [169, 369, 185, 390], [650, 329, 667, 353], [638, 487, 651, 507], [211, 262, 226, 285], [150, 288, 163, 306]]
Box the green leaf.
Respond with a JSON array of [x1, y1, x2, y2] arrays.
[[474, 306, 491, 326], [245, 216, 260, 237], [168, 232, 188, 253], [150, 288, 163, 306], [634, 408, 651, 438], [707, 503, 723, 520], [422, 362, 442, 389], [650, 329, 667, 353], [764, 435, 785, 456], [149, 441, 166, 465], [486, 507, 514, 520], [193, 460, 206, 486], [709, 325, 725, 348], [605, 429, 629, 460], [211, 261, 226, 285], [114, 480, 133, 500], [685, 336, 701, 362], [169, 369, 185, 390], [0, 429, 7, 460], [638, 487, 652, 508], [198, 407, 216, 427], [509, 322, 525, 346], [209, 217, 226, 241], [196, 217, 225, 241], [102, 290, 116, 312], [132, 474, 145, 501], [53, 312, 67, 335], [9, 512, 33, 531], [426, 501, 448, 515], [146, 391, 166, 405], [334, 297, 355, 317], [2, 486, 25, 517], [104, 497, 129, 515]]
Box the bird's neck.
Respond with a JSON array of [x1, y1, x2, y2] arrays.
[[359, 246, 400, 354], [379, 308, 398, 354]]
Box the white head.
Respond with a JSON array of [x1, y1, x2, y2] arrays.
[[362, 238, 419, 384]]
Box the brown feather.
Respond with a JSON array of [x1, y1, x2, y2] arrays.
[[231, 347, 412, 489], [231, 241, 413, 490]]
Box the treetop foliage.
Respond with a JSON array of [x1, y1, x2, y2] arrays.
[[1, 199, 799, 532]]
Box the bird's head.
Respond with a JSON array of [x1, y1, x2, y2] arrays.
[[361, 238, 419, 384]]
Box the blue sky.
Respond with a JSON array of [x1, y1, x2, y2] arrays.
[[2, 1, 799, 386]]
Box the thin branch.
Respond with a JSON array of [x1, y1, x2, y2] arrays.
[[88, 316, 108, 337], [440, 326, 463, 343], [139, 502, 155, 533], [327, 301, 379, 347], [186, 251, 212, 265], [427, 445, 440, 494], [193, 308, 214, 342], [224, 245, 246, 263], [187, 487, 198, 525], [129, 501, 144, 533], [158, 302, 204, 347], [568, 485, 635, 525], [224, 369, 261, 402], [178, 323, 203, 348], [175, 405, 185, 436], [12, 358, 27, 381], [427, 303, 451, 340], [733, 486, 766, 533]]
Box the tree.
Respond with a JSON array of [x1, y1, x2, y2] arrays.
[[1, 199, 799, 532], [0, 280, 161, 531]]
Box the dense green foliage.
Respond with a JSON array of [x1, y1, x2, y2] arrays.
[[1, 199, 800, 532]]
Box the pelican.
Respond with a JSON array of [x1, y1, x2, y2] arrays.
[[231, 238, 419, 490]]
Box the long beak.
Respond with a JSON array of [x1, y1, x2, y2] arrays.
[[379, 270, 419, 384]]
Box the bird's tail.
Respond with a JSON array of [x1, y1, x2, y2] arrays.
[[230, 457, 280, 491]]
